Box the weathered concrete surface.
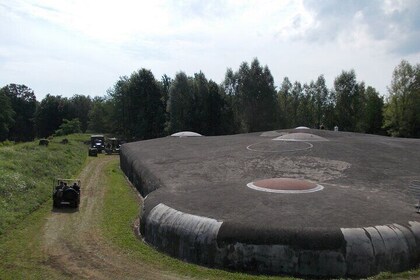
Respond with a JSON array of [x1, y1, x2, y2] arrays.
[[121, 129, 420, 277], [143, 203, 222, 266]]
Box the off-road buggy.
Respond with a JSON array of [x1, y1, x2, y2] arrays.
[[105, 137, 122, 155], [53, 178, 81, 208]]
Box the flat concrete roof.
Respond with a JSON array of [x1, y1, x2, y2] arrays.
[[121, 129, 420, 277], [126, 129, 419, 227]]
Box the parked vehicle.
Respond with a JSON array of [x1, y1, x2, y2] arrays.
[[89, 135, 105, 156], [90, 135, 105, 152], [105, 138, 121, 154]]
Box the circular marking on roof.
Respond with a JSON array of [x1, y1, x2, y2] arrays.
[[295, 126, 310, 129], [247, 141, 313, 153], [272, 132, 328, 142], [260, 131, 286, 137], [247, 178, 324, 193]]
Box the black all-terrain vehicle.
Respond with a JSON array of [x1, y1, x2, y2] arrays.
[[53, 179, 81, 208], [105, 138, 122, 155], [88, 147, 98, 157], [89, 135, 105, 156]]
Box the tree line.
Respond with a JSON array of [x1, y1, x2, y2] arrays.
[[0, 58, 419, 142]]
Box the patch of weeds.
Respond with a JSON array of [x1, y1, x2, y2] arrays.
[[0, 134, 90, 235]]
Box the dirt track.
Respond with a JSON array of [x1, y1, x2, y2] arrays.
[[42, 155, 179, 279]]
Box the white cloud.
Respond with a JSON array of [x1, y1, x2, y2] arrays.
[[9, 0, 172, 42], [301, 0, 420, 55], [0, 0, 419, 100]]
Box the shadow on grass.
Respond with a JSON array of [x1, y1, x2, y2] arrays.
[[51, 206, 79, 213]]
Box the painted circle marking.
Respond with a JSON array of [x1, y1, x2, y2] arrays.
[[246, 141, 313, 153]]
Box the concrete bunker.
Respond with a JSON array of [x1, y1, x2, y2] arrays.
[[171, 131, 202, 137], [120, 129, 420, 278]]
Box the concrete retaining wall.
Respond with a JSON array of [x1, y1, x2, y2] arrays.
[[120, 145, 164, 196], [140, 202, 420, 278], [144, 203, 222, 266], [341, 223, 420, 277]]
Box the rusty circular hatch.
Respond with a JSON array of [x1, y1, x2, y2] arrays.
[[247, 178, 324, 193]]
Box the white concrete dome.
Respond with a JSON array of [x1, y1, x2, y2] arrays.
[[171, 131, 202, 137]]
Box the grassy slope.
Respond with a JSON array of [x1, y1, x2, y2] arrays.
[[0, 134, 90, 279], [0, 201, 65, 279], [0, 134, 89, 235]]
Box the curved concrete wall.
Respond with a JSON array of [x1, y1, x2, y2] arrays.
[[144, 203, 222, 266], [120, 145, 164, 196], [140, 202, 420, 278]]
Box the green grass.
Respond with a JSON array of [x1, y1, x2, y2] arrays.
[[0, 134, 89, 235], [371, 269, 420, 280], [0, 134, 90, 279], [101, 160, 291, 280], [0, 201, 64, 279]]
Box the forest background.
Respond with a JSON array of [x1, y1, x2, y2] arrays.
[[1, 58, 419, 143]]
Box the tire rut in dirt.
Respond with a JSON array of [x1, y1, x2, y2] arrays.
[[42, 156, 179, 279]]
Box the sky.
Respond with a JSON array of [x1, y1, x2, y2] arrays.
[[1, 0, 420, 101]]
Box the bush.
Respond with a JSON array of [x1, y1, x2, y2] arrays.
[[54, 119, 82, 136], [0, 140, 15, 147]]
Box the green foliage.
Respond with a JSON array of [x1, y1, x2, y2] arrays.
[[333, 70, 365, 132], [2, 58, 419, 140], [383, 60, 420, 137], [35, 94, 69, 138], [34, 94, 92, 138], [160, 74, 172, 128], [290, 81, 303, 127], [160, 74, 172, 109], [363, 86, 384, 134], [222, 58, 278, 132], [0, 84, 36, 142], [313, 75, 330, 128], [87, 96, 114, 133], [167, 71, 194, 133], [277, 77, 293, 128], [68, 95, 92, 132], [0, 85, 92, 141], [0, 134, 88, 235], [166, 71, 233, 135], [0, 91, 15, 141], [278, 75, 331, 129], [296, 83, 314, 127], [110, 69, 165, 140], [0, 140, 15, 147], [54, 118, 82, 136], [205, 80, 235, 135]]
